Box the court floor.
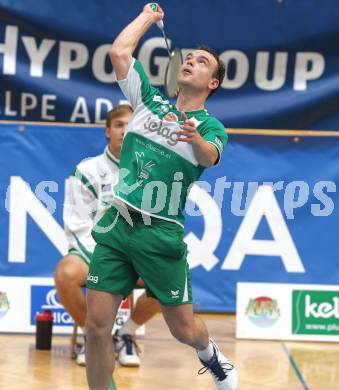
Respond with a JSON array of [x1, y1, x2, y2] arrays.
[[0, 314, 338, 389]]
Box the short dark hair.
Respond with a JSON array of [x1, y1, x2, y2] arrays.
[[196, 45, 225, 98], [106, 104, 133, 128]]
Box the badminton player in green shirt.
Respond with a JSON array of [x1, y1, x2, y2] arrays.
[[85, 3, 237, 389]]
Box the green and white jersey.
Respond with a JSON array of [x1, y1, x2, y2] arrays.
[[115, 58, 228, 227], [64, 146, 119, 263]]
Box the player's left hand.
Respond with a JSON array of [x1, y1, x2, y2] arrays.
[[177, 112, 202, 145]]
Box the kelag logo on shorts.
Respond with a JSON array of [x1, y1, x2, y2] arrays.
[[30, 286, 73, 327], [292, 290, 339, 335], [245, 296, 280, 328]]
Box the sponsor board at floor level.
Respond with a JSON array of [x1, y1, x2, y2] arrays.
[[0, 277, 144, 334], [237, 282, 339, 342]]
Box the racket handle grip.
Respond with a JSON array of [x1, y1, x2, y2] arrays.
[[150, 3, 164, 30], [156, 20, 164, 30]]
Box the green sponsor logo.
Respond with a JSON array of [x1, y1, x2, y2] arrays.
[[292, 290, 339, 335]]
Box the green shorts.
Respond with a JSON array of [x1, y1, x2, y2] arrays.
[[87, 206, 192, 306]]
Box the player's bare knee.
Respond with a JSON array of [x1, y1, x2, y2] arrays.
[[54, 261, 69, 288], [85, 315, 111, 338], [54, 256, 85, 287], [54, 262, 73, 286], [170, 324, 195, 345]]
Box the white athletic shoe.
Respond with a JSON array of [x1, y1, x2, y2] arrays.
[[76, 344, 86, 366], [198, 339, 238, 390], [113, 331, 141, 367]]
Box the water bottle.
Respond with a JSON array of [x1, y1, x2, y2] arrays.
[[35, 309, 53, 350]]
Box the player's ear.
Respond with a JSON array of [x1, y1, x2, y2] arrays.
[[208, 78, 219, 92], [104, 127, 110, 140]]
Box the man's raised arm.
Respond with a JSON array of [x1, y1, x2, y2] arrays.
[[109, 3, 164, 80]]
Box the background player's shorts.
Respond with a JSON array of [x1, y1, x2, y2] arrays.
[[87, 206, 192, 306], [68, 248, 90, 265]]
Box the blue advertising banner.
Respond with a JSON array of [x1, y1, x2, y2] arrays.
[[1, 122, 338, 311], [1, 0, 339, 130]]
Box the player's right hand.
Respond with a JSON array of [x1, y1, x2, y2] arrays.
[[143, 3, 164, 23]]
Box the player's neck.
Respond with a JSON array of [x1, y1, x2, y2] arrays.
[[175, 90, 206, 112], [108, 144, 120, 161]]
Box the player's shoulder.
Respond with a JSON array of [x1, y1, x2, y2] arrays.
[[196, 111, 225, 132], [133, 58, 163, 95], [74, 153, 105, 179]]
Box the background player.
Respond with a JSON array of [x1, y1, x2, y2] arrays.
[[54, 105, 160, 366]]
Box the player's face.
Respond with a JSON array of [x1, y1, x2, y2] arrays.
[[177, 50, 219, 96], [105, 111, 132, 155]]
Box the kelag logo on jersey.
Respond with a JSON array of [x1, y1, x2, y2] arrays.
[[30, 286, 74, 326]]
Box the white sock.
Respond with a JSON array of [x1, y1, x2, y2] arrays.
[[80, 326, 86, 335], [197, 340, 215, 362], [118, 318, 139, 336]]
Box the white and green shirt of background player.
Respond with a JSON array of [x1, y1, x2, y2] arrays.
[[65, 147, 119, 264], [115, 58, 228, 227]]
